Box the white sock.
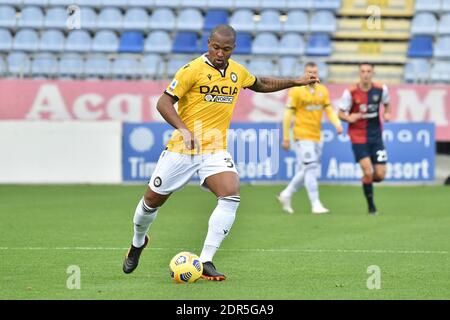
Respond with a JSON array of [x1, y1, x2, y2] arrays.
[[280, 165, 305, 198], [304, 165, 320, 206], [132, 198, 158, 248], [200, 196, 240, 263]]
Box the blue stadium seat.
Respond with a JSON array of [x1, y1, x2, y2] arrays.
[[119, 31, 144, 53], [314, 60, 329, 79], [407, 36, 433, 58], [167, 57, 190, 77], [142, 53, 163, 78], [279, 33, 305, 55], [443, 0, 450, 12], [84, 55, 111, 78], [58, 53, 84, 77], [207, 0, 233, 10], [44, 7, 67, 29], [261, 0, 287, 10], [97, 7, 123, 29], [283, 10, 308, 33], [438, 14, 450, 34], [123, 7, 149, 30], [128, 0, 153, 7], [411, 12, 438, 35], [39, 29, 65, 52], [7, 52, 31, 76], [49, 0, 75, 5], [154, 0, 179, 8], [234, 32, 252, 54], [13, 29, 39, 51], [434, 36, 450, 58], [286, 0, 312, 10], [31, 53, 58, 77], [256, 10, 282, 32], [248, 59, 277, 77], [203, 9, 229, 31], [278, 57, 301, 77], [150, 8, 176, 30], [230, 9, 255, 32], [404, 59, 430, 83], [252, 32, 279, 55], [0, 28, 12, 51], [415, 0, 440, 12], [234, 0, 260, 9], [310, 10, 336, 33], [172, 31, 198, 53], [231, 55, 249, 69], [200, 33, 209, 52], [179, 0, 208, 8], [306, 34, 332, 56], [112, 56, 142, 78], [177, 8, 203, 31], [77, 0, 102, 7], [79, 7, 97, 30], [144, 31, 172, 53], [0, 5, 16, 29], [431, 61, 450, 82], [65, 30, 92, 52], [101, 0, 126, 7], [26, 0, 49, 6], [313, 0, 341, 11], [92, 30, 119, 52], [17, 6, 44, 28]]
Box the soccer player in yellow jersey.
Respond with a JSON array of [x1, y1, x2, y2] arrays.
[[278, 62, 343, 215], [122, 25, 319, 280]]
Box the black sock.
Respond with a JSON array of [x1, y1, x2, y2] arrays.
[[362, 183, 375, 208]]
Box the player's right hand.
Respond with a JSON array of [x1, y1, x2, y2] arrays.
[[282, 140, 290, 151], [180, 129, 200, 153]]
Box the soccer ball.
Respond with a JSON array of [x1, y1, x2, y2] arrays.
[[169, 252, 203, 283]]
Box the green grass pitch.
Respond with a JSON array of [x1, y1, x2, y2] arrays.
[[0, 184, 449, 300]]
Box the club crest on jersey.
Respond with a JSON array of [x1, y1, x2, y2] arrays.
[[372, 94, 379, 102], [230, 72, 238, 83], [154, 177, 162, 188], [359, 104, 367, 113]]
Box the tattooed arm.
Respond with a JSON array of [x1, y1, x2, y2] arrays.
[[248, 74, 320, 93]]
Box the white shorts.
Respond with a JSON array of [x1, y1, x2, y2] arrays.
[[293, 140, 323, 165], [148, 150, 238, 195]]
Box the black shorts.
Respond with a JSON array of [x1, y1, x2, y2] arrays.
[[352, 140, 387, 164]]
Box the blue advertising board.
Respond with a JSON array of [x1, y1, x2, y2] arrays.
[[123, 122, 435, 183]]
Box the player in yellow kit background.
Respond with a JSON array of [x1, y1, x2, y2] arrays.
[[278, 62, 343, 214]]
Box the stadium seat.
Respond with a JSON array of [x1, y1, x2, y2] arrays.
[[112, 56, 142, 78], [309, 10, 336, 33], [97, 7, 123, 29], [229, 9, 255, 32], [313, 0, 341, 11], [179, 0, 208, 8], [123, 8, 149, 30], [127, 0, 150, 6], [207, 0, 233, 10], [203, 9, 229, 31], [13, 29, 39, 51], [0, 28, 12, 51], [261, 0, 287, 10], [415, 0, 440, 12], [27, 0, 49, 6], [279, 33, 305, 55], [0, 5, 16, 29], [177, 8, 203, 31], [167, 56, 190, 77], [7, 52, 31, 76], [101, 0, 125, 7], [119, 31, 144, 53], [256, 10, 282, 32], [252, 32, 279, 55], [39, 29, 65, 52], [44, 7, 67, 29], [234, 32, 252, 54], [411, 13, 438, 35], [306, 34, 332, 56], [31, 53, 58, 77], [142, 53, 163, 78], [234, 0, 260, 9], [286, 0, 312, 10], [314, 60, 329, 79], [231, 55, 249, 69], [200, 33, 209, 52], [58, 53, 84, 77], [438, 14, 450, 34], [283, 10, 308, 33], [91, 30, 119, 52], [248, 59, 277, 77], [278, 56, 302, 77], [153, 0, 180, 8], [336, 18, 410, 40], [434, 36, 450, 58], [430, 61, 450, 82], [404, 59, 430, 83], [17, 6, 44, 28], [76, 0, 102, 7], [407, 36, 433, 58], [84, 55, 111, 78], [172, 32, 198, 53], [79, 7, 97, 30], [65, 30, 92, 52], [150, 8, 176, 30], [49, 0, 76, 5], [442, 0, 450, 11], [144, 31, 172, 53]]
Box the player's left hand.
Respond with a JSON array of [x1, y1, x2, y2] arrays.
[[383, 112, 391, 122], [296, 73, 320, 86]]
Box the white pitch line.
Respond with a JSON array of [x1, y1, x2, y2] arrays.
[[0, 247, 448, 255]]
